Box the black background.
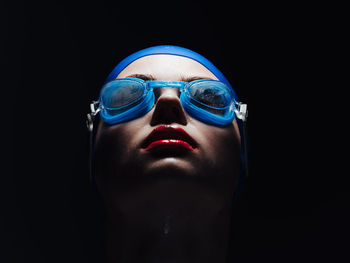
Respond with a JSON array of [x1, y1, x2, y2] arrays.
[[2, 0, 348, 262]]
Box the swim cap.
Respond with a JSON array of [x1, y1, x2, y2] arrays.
[[105, 45, 239, 101]]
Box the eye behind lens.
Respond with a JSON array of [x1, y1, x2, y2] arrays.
[[100, 79, 147, 110], [187, 80, 234, 109], [188, 97, 231, 116]]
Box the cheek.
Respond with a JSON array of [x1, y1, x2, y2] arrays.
[[210, 131, 240, 163], [94, 122, 139, 178], [94, 126, 125, 179], [95, 116, 148, 152], [195, 121, 241, 173], [189, 120, 241, 195]]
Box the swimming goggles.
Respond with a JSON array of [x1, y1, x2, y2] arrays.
[[87, 77, 248, 127]]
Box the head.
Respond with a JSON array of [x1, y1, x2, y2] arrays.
[[90, 45, 247, 222]]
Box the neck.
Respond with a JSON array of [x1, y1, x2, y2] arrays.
[[102, 179, 233, 263]]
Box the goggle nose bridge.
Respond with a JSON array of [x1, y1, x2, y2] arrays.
[[146, 80, 187, 92]]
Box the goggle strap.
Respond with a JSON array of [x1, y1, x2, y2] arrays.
[[234, 102, 249, 177], [87, 101, 100, 183], [88, 121, 94, 183], [242, 120, 249, 178], [86, 113, 94, 132]]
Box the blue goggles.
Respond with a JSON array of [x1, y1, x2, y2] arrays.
[[89, 77, 247, 126]]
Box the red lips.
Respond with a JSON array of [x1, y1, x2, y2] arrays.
[[142, 125, 198, 152]]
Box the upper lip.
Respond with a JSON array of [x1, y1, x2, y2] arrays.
[[142, 125, 198, 149]]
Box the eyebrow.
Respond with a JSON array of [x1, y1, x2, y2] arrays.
[[125, 74, 214, 82], [125, 74, 155, 80], [180, 76, 215, 82]]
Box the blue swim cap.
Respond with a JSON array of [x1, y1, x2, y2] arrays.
[[105, 45, 239, 101]]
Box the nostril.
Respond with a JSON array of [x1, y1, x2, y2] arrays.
[[172, 107, 180, 117], [150, 95, 187, 126]]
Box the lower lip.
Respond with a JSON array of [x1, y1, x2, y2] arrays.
[[144, 139, 195, 151]]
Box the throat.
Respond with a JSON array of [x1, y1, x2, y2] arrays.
[[102, 179, 234, 263], [104, 200, 232, 263]]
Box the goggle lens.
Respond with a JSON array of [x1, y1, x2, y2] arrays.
[[187, 81, 233, 116], [100, 79, 146, 115]]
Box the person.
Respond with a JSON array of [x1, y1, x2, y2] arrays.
[[86, 45, 248, 263]]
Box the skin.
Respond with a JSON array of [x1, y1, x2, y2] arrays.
[[94, 54, 242, 263]]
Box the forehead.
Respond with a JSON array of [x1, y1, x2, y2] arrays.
[[116, 54, 218, 81]]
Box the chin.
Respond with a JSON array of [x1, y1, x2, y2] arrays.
[[143, 157, 198, 179]]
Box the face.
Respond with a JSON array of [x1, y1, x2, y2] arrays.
[[94, 55, 241, 202]]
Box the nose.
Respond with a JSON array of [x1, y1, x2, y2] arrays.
[[150, 87, 188, 126]]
